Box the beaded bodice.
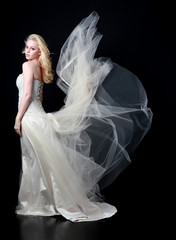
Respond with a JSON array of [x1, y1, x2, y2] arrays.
[[16, 74, 45, 115]]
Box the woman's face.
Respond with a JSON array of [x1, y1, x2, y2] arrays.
[[25, 40, 41, 60]]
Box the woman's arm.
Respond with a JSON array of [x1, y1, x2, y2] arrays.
[[14, 62, 34, 136]]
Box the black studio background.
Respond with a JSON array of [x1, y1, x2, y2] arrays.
[[1, 0, 175, 238]]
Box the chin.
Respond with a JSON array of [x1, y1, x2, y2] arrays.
[[26, 57, 33, 61]]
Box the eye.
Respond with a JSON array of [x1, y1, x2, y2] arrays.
[[32, 48, 35, 50], [25, 45, 28, 49]]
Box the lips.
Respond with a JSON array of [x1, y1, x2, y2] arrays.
[[26, 54, 30, 57]]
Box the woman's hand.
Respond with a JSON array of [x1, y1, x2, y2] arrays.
[[14, 118, 22, 136]]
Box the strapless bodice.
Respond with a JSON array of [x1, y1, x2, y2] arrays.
[[16, 74, 45, 115]]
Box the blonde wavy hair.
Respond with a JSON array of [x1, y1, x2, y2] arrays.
[[23, 34, 54, 83]]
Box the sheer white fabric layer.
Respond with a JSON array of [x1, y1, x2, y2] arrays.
[[16, 12, 152, 222]]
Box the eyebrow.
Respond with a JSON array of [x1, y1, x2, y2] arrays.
[[26, 44, 36, 48]]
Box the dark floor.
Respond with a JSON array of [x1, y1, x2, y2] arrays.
[[3, 208, 158, 240]]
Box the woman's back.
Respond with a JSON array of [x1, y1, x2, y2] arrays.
[[16, 74, 44, 115]]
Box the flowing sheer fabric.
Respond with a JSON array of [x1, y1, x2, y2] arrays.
[[55, 11, 152, 189], [16, 11, 152, 222]]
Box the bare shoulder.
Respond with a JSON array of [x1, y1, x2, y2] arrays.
[[22, 61, 33, 72], [24, 60, 40, 72], [22, 61, 34, 80]]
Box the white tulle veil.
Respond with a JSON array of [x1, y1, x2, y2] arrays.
[[48, 11, 153, 199]]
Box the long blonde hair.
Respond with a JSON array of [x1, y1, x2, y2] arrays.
[[23, 34, 54, 83]]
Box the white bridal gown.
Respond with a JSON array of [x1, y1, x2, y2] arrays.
[[16, 12, 153, 222]]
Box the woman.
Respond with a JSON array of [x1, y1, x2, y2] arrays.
[[14, 12, 152, 222], [14, 35, 53, 136]]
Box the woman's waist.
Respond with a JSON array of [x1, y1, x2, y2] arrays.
[[24, 101, 45, 115]]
